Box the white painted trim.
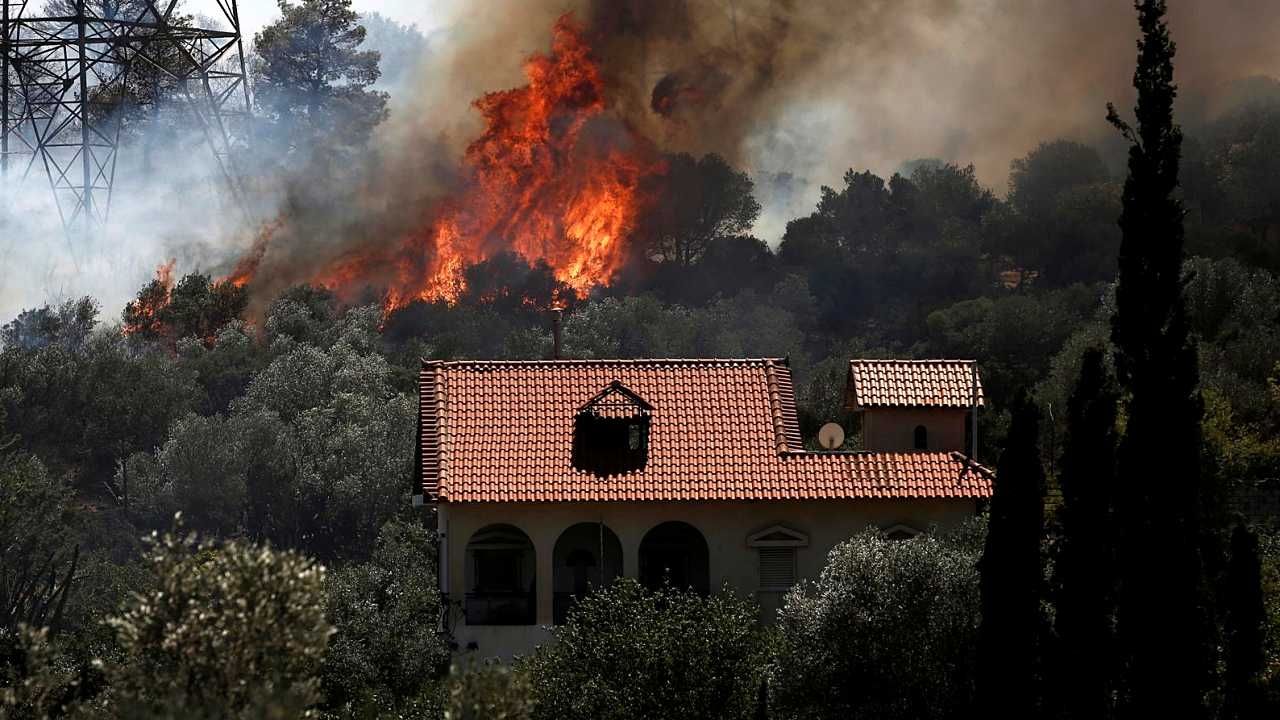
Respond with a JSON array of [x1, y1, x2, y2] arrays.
[[746, 524, 809, 548]]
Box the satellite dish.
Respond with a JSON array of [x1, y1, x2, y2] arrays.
[[818, 422, 845, 450]]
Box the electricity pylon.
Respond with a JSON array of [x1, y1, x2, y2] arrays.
[[1, 0, 251, 242]]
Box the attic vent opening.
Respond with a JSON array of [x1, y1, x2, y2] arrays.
[[573, 381, 652, 475]]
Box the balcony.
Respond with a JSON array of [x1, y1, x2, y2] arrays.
[[464, 590, 536, 626]]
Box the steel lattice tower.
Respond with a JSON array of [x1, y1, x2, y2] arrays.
[[1, 0, 251, 241]]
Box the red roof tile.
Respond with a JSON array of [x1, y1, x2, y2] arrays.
[[846, 359, 985, 410], [418, 358, 993, 503]]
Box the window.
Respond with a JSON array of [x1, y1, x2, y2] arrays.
[[746, 525, 809, 592], [758, 547, 797, 591], [573, 382, 653, 475], [914, 424, 928, 450], [553, 523, 623, 624]]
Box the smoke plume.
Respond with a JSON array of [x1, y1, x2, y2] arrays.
[[3, 0, 1279, 320]]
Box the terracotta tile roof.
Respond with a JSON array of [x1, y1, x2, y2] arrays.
[[418, 358, 992, 503], [846, 359, 985, 410]]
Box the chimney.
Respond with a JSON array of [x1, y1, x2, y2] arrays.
[[551, 308, 563, 360]]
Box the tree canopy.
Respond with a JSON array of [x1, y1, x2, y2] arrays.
[[253, 0, 389, 165]]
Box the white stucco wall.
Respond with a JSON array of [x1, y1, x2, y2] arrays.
[[438, 497, 979, 659]]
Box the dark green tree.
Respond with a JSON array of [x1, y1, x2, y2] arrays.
[[1050, 348, 1119, 719], [642, 152, 762, 267], [163, 274, 249, 343], [321, 520, 448, 715], [1008, 140, 1111, 220], [1, 297, 96, 351], [253, 0, 389, 165], [1222, 522, 1267, 720], [998, 140, 1120, 286], [754, 680, 769, 720], [976, 391, 1044, 716], [0, 454, 77, 640], [444, 662, 530, 720], [1106, 1, 1213, 715]]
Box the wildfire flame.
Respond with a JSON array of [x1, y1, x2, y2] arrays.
[[223, 220, 279, 289], [304, 14, 662, 312], [122, 258, 176, 336], [156, 258, 176, 289]]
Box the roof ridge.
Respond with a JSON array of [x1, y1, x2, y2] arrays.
[[948, 450, 996, 478], [418, 365, 444, 500], [421, 357, 789, 368], [763, 360, 789, 453], [848, 358, 978, 364]]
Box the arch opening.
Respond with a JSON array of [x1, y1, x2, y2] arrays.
[[913, 424, 929, 450], [553, 522, 623, 624], [639, 521, 710, 595], [464, 524, 536, 625]]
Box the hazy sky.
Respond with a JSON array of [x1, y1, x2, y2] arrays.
[[188, 0, 453, 38]]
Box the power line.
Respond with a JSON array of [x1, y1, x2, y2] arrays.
[[0, 0, 251, 242]]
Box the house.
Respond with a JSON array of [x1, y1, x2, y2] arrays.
[[416, 357, 991, 658]]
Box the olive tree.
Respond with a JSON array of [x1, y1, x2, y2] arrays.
[[770, 529, 981, 719], [526, 579, 765, 720], [105, 525, 332, 718]]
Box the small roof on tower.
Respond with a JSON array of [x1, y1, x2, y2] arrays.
[[845, 359, 985, 410]]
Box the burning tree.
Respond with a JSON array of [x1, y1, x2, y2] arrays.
[[123, 262, 248, 345]]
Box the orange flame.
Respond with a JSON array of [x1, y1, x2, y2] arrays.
[[156, 258, 175, 289], [222, 220, 279, 289], [122, 259, 176, 336], [293, 14, 662, 313]]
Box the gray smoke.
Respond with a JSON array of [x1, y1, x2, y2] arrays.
[[4, 0, 1279, 321]]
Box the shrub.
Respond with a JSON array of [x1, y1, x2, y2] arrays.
[[526, 578, 765, 720], [446, 661, 531, 720], [105, 523, 332, 718], [770, 530, 981, 720]]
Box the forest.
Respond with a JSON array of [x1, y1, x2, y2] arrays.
[[2, 0, 1279, 718]]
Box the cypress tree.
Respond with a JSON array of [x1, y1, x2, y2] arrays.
[[976, 391, 1045, 715], [1107, 1, 1213, 716], [1051, 348, 1119, 719], [1222, 522, 1266, 720], [754, 679, 769, 720]]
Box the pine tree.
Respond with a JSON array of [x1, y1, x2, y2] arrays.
[[976, 391, 1045, 715], [1222, 522, 1266, 720], [1051, 348, 1119, 719], [254, 0, 389, 166], [1106, 2, 1213, 717]]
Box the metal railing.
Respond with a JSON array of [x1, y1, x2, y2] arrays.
[[464, 590, 535, 626]]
